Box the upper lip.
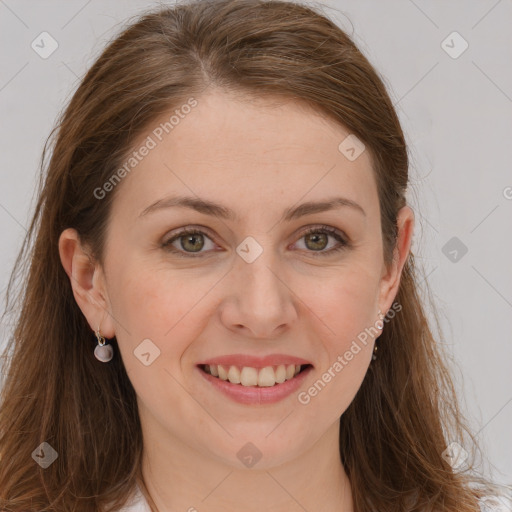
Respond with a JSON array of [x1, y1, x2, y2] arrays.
[[197, 353, 313, 368]]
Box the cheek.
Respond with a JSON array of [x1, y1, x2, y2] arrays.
[[300, 260, 381, 342], [297, 297, 376, 422], [294, 263, 379, 407], [106, 262, 201, 362]]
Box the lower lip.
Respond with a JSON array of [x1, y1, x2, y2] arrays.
[[197, 365, 313, 405]]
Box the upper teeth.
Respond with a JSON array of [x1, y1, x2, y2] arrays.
[[204, 364, 302, 387]]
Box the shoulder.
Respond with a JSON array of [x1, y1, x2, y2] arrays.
[[477, 487, 512, 512], [115, 484, 151, 512], [113, 483, 512, 512]]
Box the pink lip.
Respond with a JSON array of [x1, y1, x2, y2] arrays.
[[196, 353, 312, 369], [196, 364, 313, 405]]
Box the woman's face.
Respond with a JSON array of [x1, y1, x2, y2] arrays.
[[63, 89, 413, 469]]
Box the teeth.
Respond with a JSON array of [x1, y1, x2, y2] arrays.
[[227, 365, 241, 384], [204, 363, 306, 387], [275, 364, 286, 384], [240, 367, 258, 386], [258, 366, 276, 387], [218, 364, 228, 381]]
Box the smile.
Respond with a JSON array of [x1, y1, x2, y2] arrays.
[[200, 363, 311, 387], [197, 363, 313, 405]]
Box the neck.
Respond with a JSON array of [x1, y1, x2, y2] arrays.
[[139, 412, 354, 512]]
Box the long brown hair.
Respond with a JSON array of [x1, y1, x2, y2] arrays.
[[0, 0, 507, 510]]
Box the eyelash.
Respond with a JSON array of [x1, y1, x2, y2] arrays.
[[161, 225, 350, 258]]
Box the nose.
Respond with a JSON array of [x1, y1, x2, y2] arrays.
[[218, 246, 298, 339]]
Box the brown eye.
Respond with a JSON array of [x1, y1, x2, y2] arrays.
[[179, 233, 205, 252], [295, 226, 349, 256], [304, 232, 328, 251], [162, 225, 350, 258], [163, 229, 216, 256]]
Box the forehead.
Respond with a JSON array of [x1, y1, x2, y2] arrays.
[[109, 89, 378, 223]]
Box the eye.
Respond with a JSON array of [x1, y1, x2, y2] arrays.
[[162, 224, 350, 258], [162, 228, 217, 257], [293, 225, 349, 256]]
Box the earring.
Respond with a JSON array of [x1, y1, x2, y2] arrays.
[[94, 326, 114, 363], [372, 341, 378, 361], [372, 313, 384, 361]]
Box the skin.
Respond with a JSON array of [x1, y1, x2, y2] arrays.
[[59, 89, 414, 512]]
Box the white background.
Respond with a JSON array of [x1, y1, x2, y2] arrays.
[[0, 0, 511, 486]]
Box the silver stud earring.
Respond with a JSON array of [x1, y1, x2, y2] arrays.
[[94, 326, 114, 363]]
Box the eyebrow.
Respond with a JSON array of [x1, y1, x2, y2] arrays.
[[139, 194, 366, 222]]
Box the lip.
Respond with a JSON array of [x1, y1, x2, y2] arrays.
[[196, 364, 313, 405], [196, 353, 313, 368]]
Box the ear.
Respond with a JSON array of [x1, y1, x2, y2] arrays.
[[58, 228, 116, 339], [377, 205, 415, 316]]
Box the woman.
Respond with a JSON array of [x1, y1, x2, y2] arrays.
[[0, 0, 510, 511]]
